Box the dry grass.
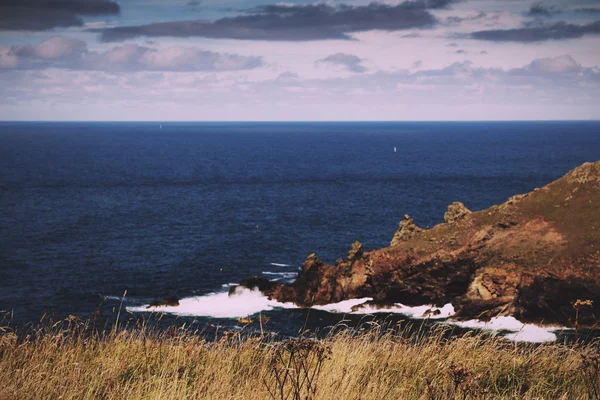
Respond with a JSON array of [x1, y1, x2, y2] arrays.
[[1, 315, 599, 400]]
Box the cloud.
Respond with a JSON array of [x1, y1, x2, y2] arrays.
[[574, 7, 600, 15], [2, 55, 598, 121], [526, 55, 581, 74], [470, 20, 600, 42], [99, 0, 457, 42], [0, 36, 263, 72], [400, 32, 422, 38], [527, 3, 560, 17], [0, 0, 120, 31], [317, 53, 367, 73]]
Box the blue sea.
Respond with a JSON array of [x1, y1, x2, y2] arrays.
[[1, 121, 600, 337]]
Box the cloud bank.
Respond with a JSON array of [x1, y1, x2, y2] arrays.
[[0, 0, 120, 31], [99, 0, 456, 42], [471, 20, 600, 42], [0, 37, 263, 72]]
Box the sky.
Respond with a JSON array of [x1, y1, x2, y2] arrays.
[[0, 0, 599, 121]]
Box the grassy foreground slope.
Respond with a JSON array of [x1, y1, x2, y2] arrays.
[[1, 319, 599, 400]]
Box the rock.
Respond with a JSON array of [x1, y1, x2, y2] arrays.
[[302, 253, 323, 272], [422, 309, 442, 317], [506, 194, 528, 205], [241, 161, 600, 327], [347, 241, 363, 262], [563, 161, 600, 185], [147, 296, 179, 308], [390, 215, 423, 246], [444, 202, 471, 224], [231, 276, 278, 295]]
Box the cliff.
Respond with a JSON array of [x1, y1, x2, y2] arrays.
[[237, 161, 600, 326]]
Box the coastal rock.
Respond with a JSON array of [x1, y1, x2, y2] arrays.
[[347, 241, 363, 262], [147, 296, 179, 308], [229, 276, 277, 295], [239, 161, 600, 327], [443, 202, 471, 224], [390, 215, 423, 246]]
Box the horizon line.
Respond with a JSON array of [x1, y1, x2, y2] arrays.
[[1, 120, 600, 123]]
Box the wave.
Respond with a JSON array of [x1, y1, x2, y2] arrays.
[[447, 316, 562, 343], [311, 298, 374, 313], [127, 287, 297, 318], [103, 295, 124, 301], [262, 271, 298, 277], [270, 263, 293, 267], [312, 298, 455, 319], [126, 290, 563, 342], [352, 302, 455, 319]]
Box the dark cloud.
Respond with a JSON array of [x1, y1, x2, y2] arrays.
[[527, 3, 560, 17], [471, 20, 600, 42], [187, 0, 202, 11], [317, 53, 367, 73], [0, 0, 120, 31], [0, 36, 263, 72], [574, 8, 600, 14], [444, 11, 486, 25], [99, 0, 456, 42]]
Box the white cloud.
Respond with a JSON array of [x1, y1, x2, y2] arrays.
[[1, 54, 597, 121], [0, 36, 263, 72], [528, 54, 581, 73]]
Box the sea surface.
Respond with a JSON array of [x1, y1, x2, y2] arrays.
[[1, 121, 600, 339]]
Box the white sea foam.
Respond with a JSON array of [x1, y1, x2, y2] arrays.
[[262, 271, 298, 277], [127, 287, 297, 318], [352, 303, 456, 319], [126, 287, 563, 343], [448, 316, 561, 343], [270, 262, 293, 267], [311, 298, 374, 313], [312, 299, 455, 319], [221, 283, 238, 288]]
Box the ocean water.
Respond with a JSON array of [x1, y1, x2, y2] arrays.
[[1, 121, 600, 339]]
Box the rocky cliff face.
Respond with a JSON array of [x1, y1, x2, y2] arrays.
[[237, 161, 600, 327]]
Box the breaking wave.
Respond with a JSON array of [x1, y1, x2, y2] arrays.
[[447, 316, 563, 343], [127, 287, 297, 319], [312, 298, 455, 319], [127, 289, 565, 342]]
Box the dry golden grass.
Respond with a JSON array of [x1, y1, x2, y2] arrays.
[[0, 316, 599, 400]]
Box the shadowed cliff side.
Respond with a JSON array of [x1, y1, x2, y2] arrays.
[[236, 161, 600, 327]]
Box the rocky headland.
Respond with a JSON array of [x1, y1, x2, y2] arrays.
[[235, 161, 600, 327]]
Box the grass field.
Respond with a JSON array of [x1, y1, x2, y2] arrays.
[[1, 313, 599, 400]]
